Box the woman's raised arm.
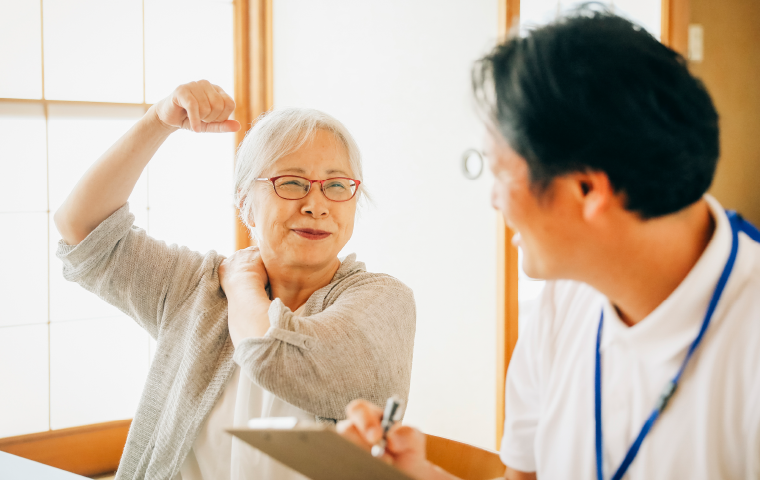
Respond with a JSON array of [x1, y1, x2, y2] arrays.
[[54, 80, 239, 245]]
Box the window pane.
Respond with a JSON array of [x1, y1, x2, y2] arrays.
[[148, 130, 235, 256], [0, 213, 48, 327], [43, 0, 143, 102], [0, 1, 42, 99], [47, 104, 148, 321], [0, 324, 49, 437], [0, 103, 47, 212], [616, 0, 661, 39], [50, 317, 149, 429], [520, 0, 560, 28], [47, 104, 146, 212], [145, 0, 234, 103]]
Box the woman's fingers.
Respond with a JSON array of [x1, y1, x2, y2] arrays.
[[345, 399, 385, 444], [169, 81, 238, 133], [174, 87, 201, 132], [196, 79, 228, 124], [203, 119, 241, 133], [215, 87, 235, 122]]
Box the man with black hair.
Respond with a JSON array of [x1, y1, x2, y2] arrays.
[[338, 9, 760, 480]]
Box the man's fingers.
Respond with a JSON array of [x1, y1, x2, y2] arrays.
[[345, 399, 384, 443], [386, 425, 426, 456], [336, 420, 373, 452]]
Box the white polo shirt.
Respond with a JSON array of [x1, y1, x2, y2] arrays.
[[500, 196, 760, 479]]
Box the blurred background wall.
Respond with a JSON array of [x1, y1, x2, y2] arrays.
[[690, 0, 760, 226]]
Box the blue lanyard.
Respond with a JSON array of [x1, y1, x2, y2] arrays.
[[594, 210, 760, 480]]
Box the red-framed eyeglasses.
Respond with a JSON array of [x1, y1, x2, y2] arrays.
[[255, 175, 361, 202]]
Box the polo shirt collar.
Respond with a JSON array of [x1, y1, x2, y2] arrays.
[[600, 195, 732, 364]]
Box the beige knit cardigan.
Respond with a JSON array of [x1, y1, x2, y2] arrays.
[[56, 204, 416, 480]]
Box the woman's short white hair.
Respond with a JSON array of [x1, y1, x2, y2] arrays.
[[234, 107, 365, 230]]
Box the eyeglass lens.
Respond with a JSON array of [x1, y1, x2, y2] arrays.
[[273, 176, 357, 201]]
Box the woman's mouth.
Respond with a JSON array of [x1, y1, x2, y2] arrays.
[[292, 228, 331, 240]]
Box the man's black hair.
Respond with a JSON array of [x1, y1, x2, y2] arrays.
[[473, 7, 719, 219]]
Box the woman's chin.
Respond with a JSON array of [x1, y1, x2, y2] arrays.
[[275, 252, 337, 270]]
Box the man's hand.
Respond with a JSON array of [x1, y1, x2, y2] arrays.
[[152, 80, 240, 133], [337, 400, 454, 480]]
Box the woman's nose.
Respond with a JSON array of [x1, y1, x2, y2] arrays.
[[300, 186, 330, 217]]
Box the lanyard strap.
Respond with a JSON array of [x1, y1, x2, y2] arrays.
[[594, 210, 758, 480]]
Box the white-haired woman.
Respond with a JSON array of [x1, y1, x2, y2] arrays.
[[53, 80, 416, 480]]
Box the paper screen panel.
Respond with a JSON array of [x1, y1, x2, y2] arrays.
[[148, 130, 235, 257], [0, 103, 47, 213], [49, 317, 150, 429], [0, 213, 48, 328], [0, 324, 49, 437], [42, 0, 143, 103], [144, 0, 234, 103], [47, 104, 148, 322], [0, 2, 42, 99]]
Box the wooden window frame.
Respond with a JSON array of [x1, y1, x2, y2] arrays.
[[234, 0, 273, 250]]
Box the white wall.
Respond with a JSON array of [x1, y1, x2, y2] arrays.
[[274, 0, 500, 448]]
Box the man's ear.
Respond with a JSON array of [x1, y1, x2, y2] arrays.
[[572, 171, 615, 221]]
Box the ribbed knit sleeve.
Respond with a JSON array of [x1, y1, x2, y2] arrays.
[[55, 203, 222, 339], [232, 274, 416, 421]]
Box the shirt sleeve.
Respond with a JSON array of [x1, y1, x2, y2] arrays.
[[232, 275, 416, 421], [55, 203, 222, 339], [499, 287, 549, 473]]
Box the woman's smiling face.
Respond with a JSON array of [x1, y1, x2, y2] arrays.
[[249, 129, 357, 270]]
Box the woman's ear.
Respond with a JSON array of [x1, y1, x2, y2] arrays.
[[237, 193, 256, 228]]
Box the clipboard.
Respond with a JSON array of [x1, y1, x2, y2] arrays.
[[228, 419, 415, 480]]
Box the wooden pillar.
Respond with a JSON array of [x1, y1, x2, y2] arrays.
[[233, 0, 273, 250]]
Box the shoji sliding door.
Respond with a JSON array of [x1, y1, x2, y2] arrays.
[[0, 0, 235, 438]]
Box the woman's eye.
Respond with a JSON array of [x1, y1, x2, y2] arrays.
[[326, 182, 347, 190], [281, 180, 307, 188]]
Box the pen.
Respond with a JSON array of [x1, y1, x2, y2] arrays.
[[371, 395, 404, 458]]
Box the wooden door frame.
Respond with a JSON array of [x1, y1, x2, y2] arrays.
[[661, 0, 690, 54], [495, 0, 521, 451], [494, 0, 690, 450]]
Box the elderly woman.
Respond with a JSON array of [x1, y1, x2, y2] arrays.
[[53, 80, 416, 480]]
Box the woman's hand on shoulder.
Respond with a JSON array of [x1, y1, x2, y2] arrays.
[[338, 400, 452, 480], [151, 80, 241, 134], [220, 246, 273, 344], [219, 246, 269, 296]]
